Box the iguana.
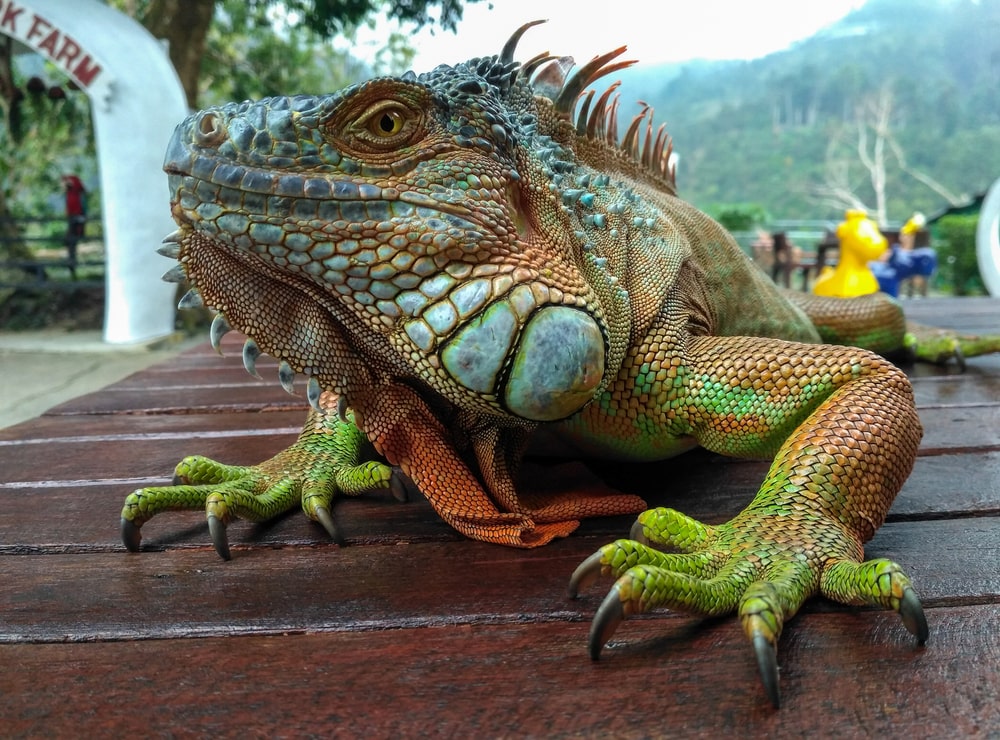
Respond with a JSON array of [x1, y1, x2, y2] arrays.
[[120, 22, 1000, 706]]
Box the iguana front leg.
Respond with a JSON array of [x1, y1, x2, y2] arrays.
[[121, 392, 398, 558], [570, 336, 928, 707], [122, 384, 646, 555]]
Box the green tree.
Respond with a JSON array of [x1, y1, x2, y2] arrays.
[[111, 0, 482, 108], [0, 37, 96, 267], [199, 1, 371, 105]]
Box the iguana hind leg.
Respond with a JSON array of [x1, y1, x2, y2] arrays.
[[787, 290, 1000, 366]]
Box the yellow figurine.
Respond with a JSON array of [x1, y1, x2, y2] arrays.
[[813, 209, 888, 297]]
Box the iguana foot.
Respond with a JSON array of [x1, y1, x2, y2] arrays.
[[569, 506, 927, 707], [120, 409, 395, 558]]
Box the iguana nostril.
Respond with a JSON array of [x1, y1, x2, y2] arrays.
[[195, 111, 226, 145]]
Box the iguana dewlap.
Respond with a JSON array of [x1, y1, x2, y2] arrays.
[[121, 21, 1000, 706]]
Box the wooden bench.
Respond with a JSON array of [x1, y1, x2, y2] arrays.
[[1, 297, 998, 735]]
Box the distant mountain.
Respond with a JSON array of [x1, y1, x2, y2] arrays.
[[610, 0, 1000, 223]]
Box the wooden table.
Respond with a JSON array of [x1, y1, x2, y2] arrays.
[[2, 298, 998, 737]]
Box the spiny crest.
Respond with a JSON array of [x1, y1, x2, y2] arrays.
[[501, 20, 677, 190]]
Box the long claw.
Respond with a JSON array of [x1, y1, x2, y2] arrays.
[[629, 518, 650, 545], [588, 587, 625, 660], [752, 634, 781, 708], [207, 514, 232, 560], [278, 361, 296, 394], [209, 313, 231, 355], [389, 468, 409, 502], [242, 339, 262, 379], [121, 517, 142, 552], [952, 342, 966, 373], [568, 550, 605, 598], [313, 505, 345, 546], [177, 287, 204, 309], [307, 376, 324, 412], [900, 587, 929, 644]]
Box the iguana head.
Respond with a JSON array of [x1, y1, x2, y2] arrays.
[[162, 21, 677, 423]]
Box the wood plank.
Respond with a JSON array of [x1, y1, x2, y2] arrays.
[[0, 605, 995, 737], [2, 437, 999, 552], [45, 381, 305, 416], [0, 409, 304, 444], [917, 404, 1000, 453], [1, 518, 996, 643], [903, 296, 1000, 334], [0, 297, 995, 737], [909, 367, 1000, 406]]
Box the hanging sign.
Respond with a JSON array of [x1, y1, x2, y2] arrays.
[[0, 0, 114, 108]]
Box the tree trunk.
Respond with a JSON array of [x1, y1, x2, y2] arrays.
[[0, 36, 33, 263], [141, 0, 215, 109]]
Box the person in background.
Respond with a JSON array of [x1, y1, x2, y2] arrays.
[[872, 212, 936, 298], [771, 232, 804, 289], [62, 174, 86, 279], [897, 213, 936, 298]]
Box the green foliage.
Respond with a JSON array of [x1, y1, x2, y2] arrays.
[[0, 65, 97, 267], [934, 215, 984, 295], [0, 72, 95, 220], [707, 203, 769, 232], [269, 0, 476, 37], [201, 0, 371, 104]]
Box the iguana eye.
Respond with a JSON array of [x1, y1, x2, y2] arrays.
[[372, 109, 404, 137], [352, 101, 416, 148]]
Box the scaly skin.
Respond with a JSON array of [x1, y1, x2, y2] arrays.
[[120, 22, 997, 705]]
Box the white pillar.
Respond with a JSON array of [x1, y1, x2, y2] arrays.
[[977, 177, 1000, 297], [5, 0, 188, 343]]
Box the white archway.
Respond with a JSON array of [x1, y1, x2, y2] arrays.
[[3, 0, 188, 343]]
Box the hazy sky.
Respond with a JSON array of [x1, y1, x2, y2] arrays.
[[358, 0, 869, 72]]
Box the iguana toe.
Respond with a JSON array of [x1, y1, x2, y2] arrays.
[[631, 507, 715, 552], [820, 557, 929, 644], [902, 323, 1000, 370], [739, 577, 796, 707]]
